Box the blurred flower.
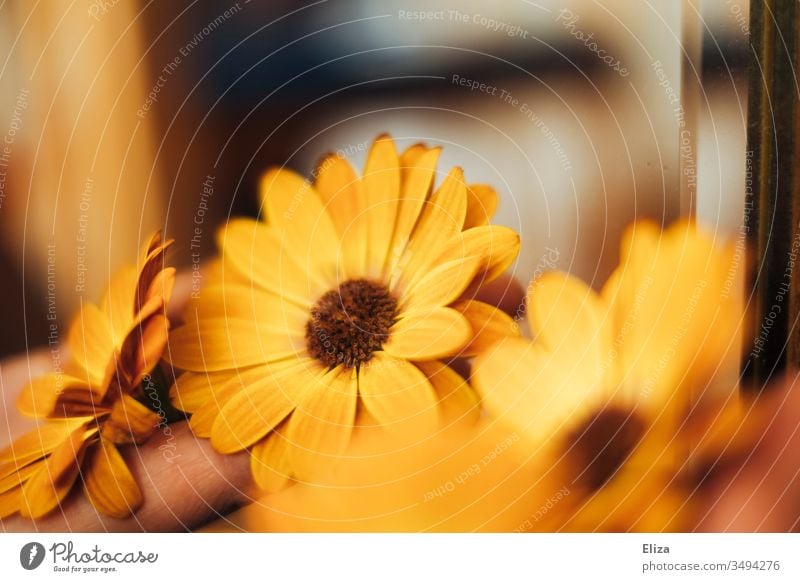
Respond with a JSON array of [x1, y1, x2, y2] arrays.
[[0, 233, 174, 519], [168, 134, 521, 487], [204, 419, 560, 532], [472, 220, 746, 531]]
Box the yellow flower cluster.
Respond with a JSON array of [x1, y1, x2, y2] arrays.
[[0, 136, 751, 530]]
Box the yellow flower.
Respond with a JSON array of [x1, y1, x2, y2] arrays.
[[208, 420, 559, 532], [472, 220, 745, 531], [168, 134, 521, 487], [0, 233, 175, 519]]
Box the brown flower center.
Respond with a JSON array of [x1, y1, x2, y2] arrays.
[[305, 278, 398, 368], [566, 407, 645, 491]]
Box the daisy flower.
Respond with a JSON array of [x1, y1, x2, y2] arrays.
[[168, 134, 521, 487], [472, 220, 745, 531], [0, 233, 174, 519]]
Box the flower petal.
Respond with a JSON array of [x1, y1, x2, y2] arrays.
[[0, 486, 22, 519], [101, 265, 138, 349], [526, 271, 610, 380], [0, 419, 90, 468], [259, 168, 339, 282], [394, 167, 468, 290], [384, 307, 471, 361], [19, 425, 94, 519], [416, 361, 479, 425], [166, 318, 302, 372], [251, 425, 293, 492], [183, 284, 307, 338], [386, 147, 442, 279], [135, 232, 174, 315], [399, 143, 429, 171], [0, 461, 42, 494], [17, 374, 94, 418], [286, 366, 357, 480], [357, 352, 438, 434], [83, 438, 142, 518], [451, 299, 521, 356], [101, 393, 160, 445], [400, 255, 484, 311], [135, 266, 176, 329], [472, 337, 606, 449], [188, 380, 243, 438], [218, 218, 325, 307], [314, 154, 364, 237], [361, 134, 401, 277], [185, 365, 291, 437], [606, 220, 739, 405], [211, 363, 310, 454], [121, 313, 170, 387], [464, 184, 499, 228], [169, 370, 235, 413], [436, 225, 521, 286], [67, 302, 115, 389]]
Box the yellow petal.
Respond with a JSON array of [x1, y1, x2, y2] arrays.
[[183, 284, 307, 337], [186, 365, 294, 437], [399, 255, 484, 311], [386, 147, 442, 280], [361, 134, 401, 276], [259, 168, 339, 282], [314, 154, 364, 237], [136, 266, 176, 327], [384, 307, 471, 361], [211, 363, 310, 454], [314, 155, 370, 280], [526, 271, 610, 381], [218, 218, 325, 307], [399, 143, 429, 171], [0, 486, 21, 519], [608, 220, 738, 406], [0, 419, 90, 468], [121, 313, 170, 387], [251, 426, 293, 492], [169, 370, 235, 413], [135, 233, 174, 315], [166, 318, 302, 372], [416, 361, 480, 425], [0, 461, 42, 494], [67, 302, 114, 389], [101, 393, 160, 445], [19, 425, 93, 519], [357, 352, 438, 434], [472, 337, 606, 449], [436, 225, 521, 286], [17, 373, 93, 418], [464, 184, 499, 228], [83, 438, 142, 518], [452, 299, 521, 356], [188, 377, 245, 438], [601, 220, 661, 308], [101, 265, 138, 349], [286, 365, 357, 480], [395, 167, 468, 289]]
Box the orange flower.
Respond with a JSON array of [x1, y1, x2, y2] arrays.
[[0, 233, 174, 519]]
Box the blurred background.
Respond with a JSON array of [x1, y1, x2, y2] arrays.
[[0, 0, 749, 357]]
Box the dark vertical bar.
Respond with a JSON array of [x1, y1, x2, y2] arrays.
[[744, 0, 800, 388]]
